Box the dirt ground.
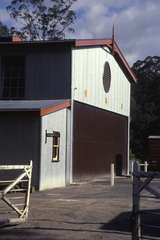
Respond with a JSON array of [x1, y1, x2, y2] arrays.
[[0, 177, 160, 240]]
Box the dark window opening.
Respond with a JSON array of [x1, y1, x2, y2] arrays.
[[1, 56, 25, 99], [52, 131, 60, 162]]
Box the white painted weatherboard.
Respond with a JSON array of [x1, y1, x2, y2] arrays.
[[72, 47, 131, 117], [39, 109, 67, 190]]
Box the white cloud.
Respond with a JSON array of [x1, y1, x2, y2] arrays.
[[70, 0, 160, 65], [0, 9, 10, 24]]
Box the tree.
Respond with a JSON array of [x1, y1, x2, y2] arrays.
[[131, 56, 160, 161], [0, 22, 9, 37], [7, 0, 76, 40]]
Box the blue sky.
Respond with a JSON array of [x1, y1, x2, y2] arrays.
[[0, 0, 160, 65]]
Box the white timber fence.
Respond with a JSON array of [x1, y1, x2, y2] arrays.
[[131, 161, 160, 240], [0, 161, 33, 226], [139, 161, 148, 173], [131, 161, 149, 181]]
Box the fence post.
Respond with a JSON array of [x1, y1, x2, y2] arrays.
[[132, 161, 141, 240], [131, 160, 134, 181], [25, 160, 33, 218], [144, 161, 148, 172], [110, 163, 115, 186]]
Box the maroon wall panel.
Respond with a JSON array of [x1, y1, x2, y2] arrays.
[[148, 138, 160, 171], [73, 101, 128, 180]]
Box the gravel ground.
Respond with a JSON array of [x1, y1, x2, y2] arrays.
[[0, 177, 160, 240]]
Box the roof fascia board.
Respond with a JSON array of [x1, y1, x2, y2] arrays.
[[0, 100, 71, 115], [113, 41, 137, 83], [40, 99, 71, 116], [75, 39, 112, 47]]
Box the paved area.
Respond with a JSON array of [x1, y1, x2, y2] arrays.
[[0, 177, 160, 240]]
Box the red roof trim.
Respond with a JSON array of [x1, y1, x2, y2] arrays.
[[113, 41, 137, 83], [40, 99, 71, 116], [75, 39, 112, 47]]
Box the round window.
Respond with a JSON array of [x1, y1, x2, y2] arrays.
[[103, 61, 111, 93]]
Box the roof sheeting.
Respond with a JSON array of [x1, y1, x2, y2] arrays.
[[0, 99, 71, 116]]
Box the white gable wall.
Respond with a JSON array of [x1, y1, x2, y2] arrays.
[[72, 47, 130, 117]]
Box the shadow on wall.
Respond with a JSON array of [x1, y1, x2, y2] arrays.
[[115, 154, 123, 176]]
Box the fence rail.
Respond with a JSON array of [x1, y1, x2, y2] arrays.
[[131, 161, 160, 240], [0, 161, 32, 226]]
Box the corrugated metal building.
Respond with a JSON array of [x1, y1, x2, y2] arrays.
[[0, 37, 136, 190]]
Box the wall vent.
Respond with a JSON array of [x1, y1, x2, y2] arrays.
[[103, 61, 111, 93]]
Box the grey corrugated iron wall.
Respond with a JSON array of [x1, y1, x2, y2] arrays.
[[25, 49, 71, 100], [0, 45, 72, 100], [0, 112, 40, 189], [40, 109, 70, 190]]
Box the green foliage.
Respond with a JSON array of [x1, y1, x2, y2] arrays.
[[7, 0, 76, 40], [0, 22, 9, 37], [131, 56, 160, 160]]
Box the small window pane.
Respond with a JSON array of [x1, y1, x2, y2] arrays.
[[52, 131, 60, 162]]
